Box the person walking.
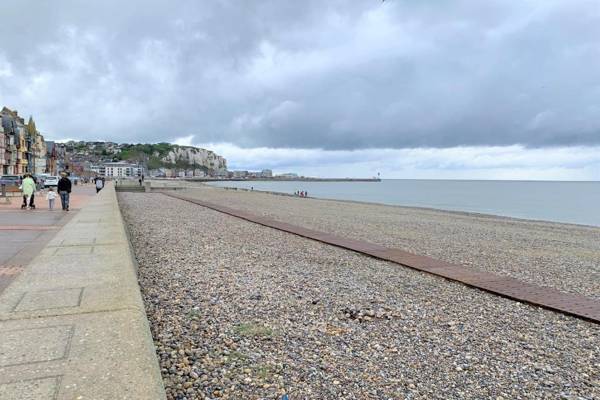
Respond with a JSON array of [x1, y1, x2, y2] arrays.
[[94, 176, 104, 194], [46, 187, 57, 210], [57, 172, 72, 211], [20, 173, 36, 210]]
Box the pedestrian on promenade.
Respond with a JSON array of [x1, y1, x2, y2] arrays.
[[58, 172, 72, 211], [30, 174, 38, 207], [95, 176, 104, 193], [138, 177, 142, 186], [20, 173, 36, 210], [46, 187, 57, 210]]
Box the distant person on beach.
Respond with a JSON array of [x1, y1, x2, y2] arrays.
[[58, 172, 72, 211], [20, 173, 36, 210], [95, 176, 104, 193], [46, 187, 57, 210]]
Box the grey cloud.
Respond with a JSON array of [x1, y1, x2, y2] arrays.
[[0, 0, 599, 149]]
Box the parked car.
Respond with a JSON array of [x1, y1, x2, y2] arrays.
[[0, 175, 21, 186], [43, 176, 60, 188]]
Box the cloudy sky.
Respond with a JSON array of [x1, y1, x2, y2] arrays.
[[1, 0, 599, 179]]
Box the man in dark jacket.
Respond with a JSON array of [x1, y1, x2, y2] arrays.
[[57, 172, 72, 211]]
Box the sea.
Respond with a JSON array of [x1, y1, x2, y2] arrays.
[[206, 179, 600, 227]]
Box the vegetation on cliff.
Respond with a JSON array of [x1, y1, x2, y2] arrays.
[[63, 140, 227, 173]]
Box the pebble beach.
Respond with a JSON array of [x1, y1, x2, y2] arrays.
[[182, 186, 600, 300], [118, 189, 599, 400]]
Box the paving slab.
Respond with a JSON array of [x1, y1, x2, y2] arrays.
[[0, 184, 165, 399], [0, 309, 164, 399]]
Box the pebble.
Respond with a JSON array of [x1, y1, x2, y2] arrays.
[[119, 192, 600, 399]]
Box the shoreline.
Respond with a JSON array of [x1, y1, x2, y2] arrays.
[[201, 183, 600, 230], [185, 177, 382, 182], [176, 184, 600, 300]]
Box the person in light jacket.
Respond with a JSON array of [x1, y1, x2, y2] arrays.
[[57, 172, 72, 211], [94, 176, 104, 193], [20, 173, 36, 210]]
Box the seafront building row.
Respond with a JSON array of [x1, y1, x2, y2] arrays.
[[0, 107, 63, 175], [0, 106, 142, 179], [1, 105, 227, 179]]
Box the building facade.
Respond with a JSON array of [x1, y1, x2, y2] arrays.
[[90, 164, 106, 176], [46, 141, 58, 175], [102, 162, 142, 177], [0, 117, 6, 174], [1, 107, 26, 174], [0, 107, 49, 176]]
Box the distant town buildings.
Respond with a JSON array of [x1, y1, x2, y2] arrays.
[[277, 173, 299, 178], [227, 169, 296, 179], [102, 162, 143, 178], [0, 106, 243, 180]]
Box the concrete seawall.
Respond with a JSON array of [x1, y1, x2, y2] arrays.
[[0, 184, 166, 399]]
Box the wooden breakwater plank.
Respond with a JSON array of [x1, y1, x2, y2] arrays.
[[160, 191, 600, 324]]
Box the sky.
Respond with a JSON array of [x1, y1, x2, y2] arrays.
[[1, 0, 599, 179]]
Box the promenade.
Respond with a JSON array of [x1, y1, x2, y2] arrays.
[[0, 184, 165, 399], [0, 186, 94, 294]]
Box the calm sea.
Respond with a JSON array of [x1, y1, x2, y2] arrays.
[[206, 179, 600, 227]]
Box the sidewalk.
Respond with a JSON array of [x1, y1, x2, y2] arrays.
[[0, 184, 95, 210], [0, 183, 165, 399], [0, 186, 96, 295]]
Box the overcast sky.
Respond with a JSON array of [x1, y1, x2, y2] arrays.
[[1, 0, 599, 179]]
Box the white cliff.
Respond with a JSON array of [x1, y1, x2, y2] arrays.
[[161, 146, 227, 172]]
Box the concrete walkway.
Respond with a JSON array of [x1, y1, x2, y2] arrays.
[[0, 186, 96, 295], [0, 184, 166, 399]]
